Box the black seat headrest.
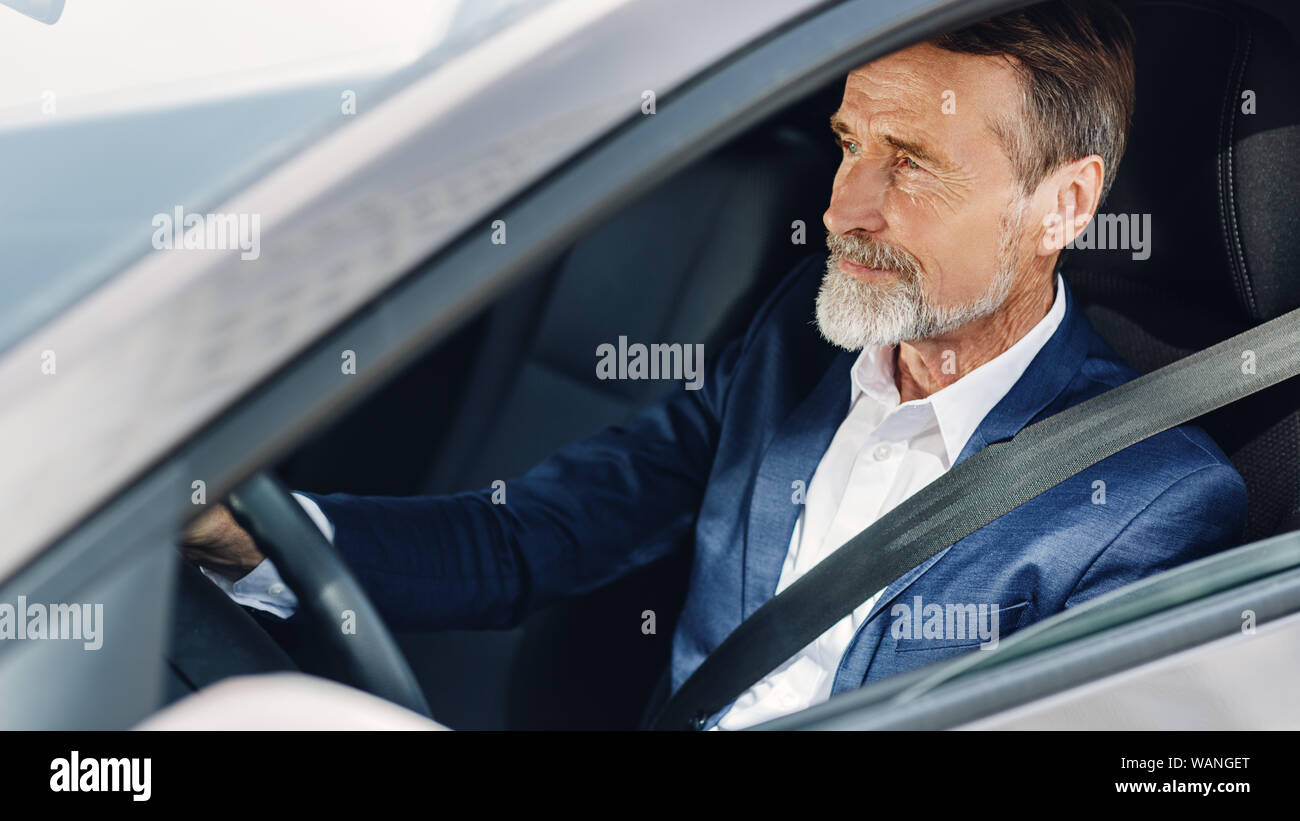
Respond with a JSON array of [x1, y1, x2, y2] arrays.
[[1066, 0, 1300, 368]]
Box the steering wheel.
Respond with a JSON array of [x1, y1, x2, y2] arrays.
[[223, 471, 433, 719]]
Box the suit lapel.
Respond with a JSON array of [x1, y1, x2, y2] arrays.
[[953, 277, 1092, 464], [742, 348, 853, 617]]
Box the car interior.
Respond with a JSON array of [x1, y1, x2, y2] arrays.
[[163, 0, 1300, 730]]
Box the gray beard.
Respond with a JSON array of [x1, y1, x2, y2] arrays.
[[815, 202, 1027, 351]]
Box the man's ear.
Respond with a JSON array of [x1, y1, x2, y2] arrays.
[[1033, 154, 1105, 257]]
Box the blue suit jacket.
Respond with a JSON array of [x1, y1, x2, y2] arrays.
[[305, 255, 1247, 728]]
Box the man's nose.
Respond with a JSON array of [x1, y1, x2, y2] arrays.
[[823, 162, 887, 236]]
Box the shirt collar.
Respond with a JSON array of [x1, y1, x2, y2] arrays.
[[849, 274, 1068, 465]]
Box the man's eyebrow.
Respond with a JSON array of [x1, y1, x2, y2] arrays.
[[880, 132, 954, 172], [829, 114, 957, 172]]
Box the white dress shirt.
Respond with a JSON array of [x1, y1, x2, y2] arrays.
[[217, 276, 1066, 728], [714, 274, 1066, 729]]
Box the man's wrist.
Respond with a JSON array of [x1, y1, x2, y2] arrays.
[[199, 558, 262, 583]]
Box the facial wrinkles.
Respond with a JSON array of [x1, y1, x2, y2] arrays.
[[841, 71, 979, 217], [891, 157, 973, 218]]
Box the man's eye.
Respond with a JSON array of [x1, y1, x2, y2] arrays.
[[901, 155, 921, 171], [838, 138, 860, 156]]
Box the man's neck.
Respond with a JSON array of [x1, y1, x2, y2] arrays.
[[895, 273, 1056, 404]]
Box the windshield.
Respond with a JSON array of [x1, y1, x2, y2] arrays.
[[0, 0, 553, 354]]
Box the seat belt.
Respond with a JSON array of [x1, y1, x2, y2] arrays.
[[652, 305, 1300, 730]]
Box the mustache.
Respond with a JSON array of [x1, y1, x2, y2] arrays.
[[825, 231, 923, 281]]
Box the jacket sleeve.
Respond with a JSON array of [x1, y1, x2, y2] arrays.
[[300, 338, 743, 631], [1062, 463, 1248, 608]]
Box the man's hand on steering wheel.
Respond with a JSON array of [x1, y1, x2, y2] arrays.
[[181, 504, 266, 580], [177, 472, 434, 717]]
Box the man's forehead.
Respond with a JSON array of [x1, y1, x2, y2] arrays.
[[834, 43, 1021, 161], [841, 43, 1014, 113], [845, 44, 952, 99]]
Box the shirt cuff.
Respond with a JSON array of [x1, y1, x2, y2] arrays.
[[198, 492, 333, 619], [200, 559, 298, 620]]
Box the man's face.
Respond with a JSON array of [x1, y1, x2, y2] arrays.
[[818, 43, 1033, 350]]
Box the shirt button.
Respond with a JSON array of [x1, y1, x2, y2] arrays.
[[872, 443, 892, 461], [268, 583, 285, 596]]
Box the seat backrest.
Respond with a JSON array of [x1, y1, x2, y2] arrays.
[[421, 124, 837, 494], [1068, 0, 1300, 542]]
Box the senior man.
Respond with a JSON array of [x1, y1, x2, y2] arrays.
[[186, 0, 1246, 729]]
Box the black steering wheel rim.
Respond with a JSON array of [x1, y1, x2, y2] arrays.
[[225, 471, 433, 719]]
